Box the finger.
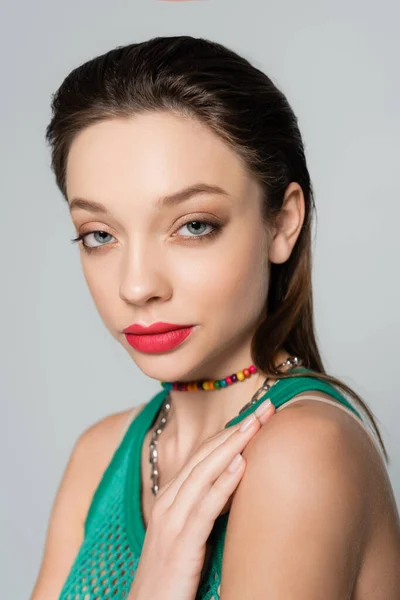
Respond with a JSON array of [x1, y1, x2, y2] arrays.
[[187, 453, 247, 540], [155, 418, 252, 500], [166, 415, 261, 523], [211, 402, 277, 517], [156, 401, 275, 504], [255, 399, 276, 424]]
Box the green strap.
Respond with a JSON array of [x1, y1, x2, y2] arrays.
[[225, 367, 362, 428]]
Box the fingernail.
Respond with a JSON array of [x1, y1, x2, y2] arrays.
[[255, 399, 272, 418], [239, 413, 257, 432]]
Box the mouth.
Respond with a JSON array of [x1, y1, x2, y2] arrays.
[[124, 326, 195, 354]]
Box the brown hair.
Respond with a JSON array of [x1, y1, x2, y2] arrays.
[[45, 35, 388, 463]]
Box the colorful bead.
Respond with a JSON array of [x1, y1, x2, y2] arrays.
[[160, 364, 257, 391]]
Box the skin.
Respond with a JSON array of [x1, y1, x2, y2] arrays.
[[66, 109, 305, 471]]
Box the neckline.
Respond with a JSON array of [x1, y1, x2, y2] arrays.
[[125, 368, 309, 554]]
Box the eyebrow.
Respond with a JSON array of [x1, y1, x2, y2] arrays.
[[68, 183, 230, 214]]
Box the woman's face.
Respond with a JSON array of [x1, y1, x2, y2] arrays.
[[66, 111, 294, 382]]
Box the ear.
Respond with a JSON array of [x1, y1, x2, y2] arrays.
[[268, 182, 305, 265]]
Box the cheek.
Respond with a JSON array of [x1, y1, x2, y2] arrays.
[[80, 258, 118, 325], [222, 251, 268, 319], [173, 230, 268, 317]]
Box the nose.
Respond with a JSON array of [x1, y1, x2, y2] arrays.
[[119, 238, 171, 306]]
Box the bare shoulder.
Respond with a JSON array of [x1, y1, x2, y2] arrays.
[[76, 402, 147, 493], [250, 391, 387, 493], [248, 391, 399, 546], [30, 402, 146, 600], [276, 392, 400, 533], [240, 390, 394, 540], [220, 393, 398, 598], [60, 401, 147, 529], [244, 391, 375, 487], [272, 391, 383, 461], [219, 393, 400, 598]]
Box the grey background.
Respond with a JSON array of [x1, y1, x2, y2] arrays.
[[1, 1, 399, 598]]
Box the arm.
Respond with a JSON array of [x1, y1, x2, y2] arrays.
[[219, 399, 371, 599], [30, 406, 144, 600]]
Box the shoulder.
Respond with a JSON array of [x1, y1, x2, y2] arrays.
[[70, 402, 147, 525], [59, 401, 147, 528], [251, 389, 382, 464], [30, 403, 146, 599], [219, 395, 375, 597], [76, 402, 146, 473], [242, 394, 373, 504]]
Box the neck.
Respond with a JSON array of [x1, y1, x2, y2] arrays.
[[160, 349, 292, 467]]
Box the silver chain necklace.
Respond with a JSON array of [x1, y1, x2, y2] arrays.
[[149, 356, 303, 495]]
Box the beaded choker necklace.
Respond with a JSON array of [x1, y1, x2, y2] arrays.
[[160, 363, 258, 391]]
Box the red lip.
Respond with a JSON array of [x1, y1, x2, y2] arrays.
[[124, 326, 194, 353], [122, 321, 194, 335]]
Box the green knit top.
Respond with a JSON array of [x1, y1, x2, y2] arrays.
[[58, 368, 367, 599]]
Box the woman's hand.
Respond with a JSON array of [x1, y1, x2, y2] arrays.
[[128, 398, 275, 600]]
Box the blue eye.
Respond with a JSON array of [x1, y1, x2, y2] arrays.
[[70, 230, 115, 253], [70, 220, 223, 254], [176, 220, 221, 240], [70, 231, 115, 254]]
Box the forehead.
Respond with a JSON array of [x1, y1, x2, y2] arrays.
[[65, 111, 252, 205]]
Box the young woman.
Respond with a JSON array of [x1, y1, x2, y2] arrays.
[[31, 36, 400, 599]]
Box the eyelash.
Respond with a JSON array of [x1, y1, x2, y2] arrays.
[[70, 219, 223, 255]]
